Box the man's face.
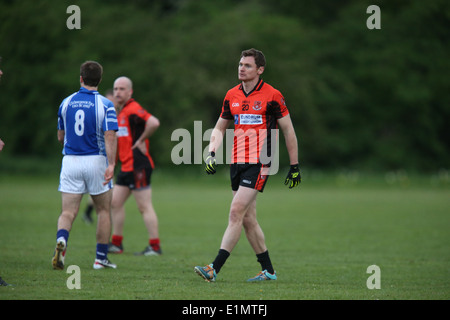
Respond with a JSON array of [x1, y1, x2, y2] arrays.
[[0, 68, 3, 79], [238, 56, 264, 82], [113, 78, 133, 105]]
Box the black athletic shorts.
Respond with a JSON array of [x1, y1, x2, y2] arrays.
[[116, 167, 152, 190], [230, 163, 269, 193]]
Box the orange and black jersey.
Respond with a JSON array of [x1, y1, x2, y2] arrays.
[[117, 99, 155, 172], [220, 79, 289, 164]]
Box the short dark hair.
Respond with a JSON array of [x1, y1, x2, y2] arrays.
[[241, 48, 266, 68], [80, 61, 103, 87]]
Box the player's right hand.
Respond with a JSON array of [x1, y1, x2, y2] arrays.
[[284, 164, 301, 189], [205, 152, 217, 174]]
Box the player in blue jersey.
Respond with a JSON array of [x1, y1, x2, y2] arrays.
[[52, 61, 119, 270], [82, 89, 117, 225]]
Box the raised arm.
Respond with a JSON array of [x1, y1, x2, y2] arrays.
[[132, 115, 160, 153]]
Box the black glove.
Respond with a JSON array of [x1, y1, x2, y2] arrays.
[[205, 152, 217, 174], [284, 164, 301, 188]]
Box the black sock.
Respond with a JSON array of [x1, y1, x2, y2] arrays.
[[84, 204, 94, 216], [212, 249, 230, 274], [256, 250, 274, 274]]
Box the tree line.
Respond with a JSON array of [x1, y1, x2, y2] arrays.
[[0, 0, 448, 172]]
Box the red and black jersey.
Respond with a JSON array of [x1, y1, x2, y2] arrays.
[[117, 99, 155, 172], [220, 79, 289, 164]]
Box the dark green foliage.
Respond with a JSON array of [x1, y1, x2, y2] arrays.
[[0, 0, 448, 171]]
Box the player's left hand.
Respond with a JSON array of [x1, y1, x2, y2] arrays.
[[103, 164, 115, 185], [205, 152, 217, 174], [132, 139, 147, 155], [284, 164, 301, 189]]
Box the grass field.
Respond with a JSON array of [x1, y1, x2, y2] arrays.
[[0, 169, 449, 301]]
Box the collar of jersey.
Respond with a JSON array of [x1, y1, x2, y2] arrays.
[[123, 98, 135, 108], [239, 78, 264, 97], [79, 87, 98, 94]]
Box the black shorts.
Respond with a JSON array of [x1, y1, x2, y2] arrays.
[[116, 167, 152, 190], [230, 163, 270, 193]]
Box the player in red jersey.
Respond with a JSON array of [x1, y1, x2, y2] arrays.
[[195, 49, 301, 282], [108, 76, 162, 256]]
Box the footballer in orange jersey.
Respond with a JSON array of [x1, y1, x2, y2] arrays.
[[195, 49, 301, 283], [221, 79, 289, 165], [116, 98, 155, 173], [109, 76, 162, 256]]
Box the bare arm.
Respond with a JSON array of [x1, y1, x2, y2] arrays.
[[277, 114, 299, 165], [209, 117, 232, 154], [103, 130, 117, 185], [57, 130, 65, 144], [132, 115, 160, 153]]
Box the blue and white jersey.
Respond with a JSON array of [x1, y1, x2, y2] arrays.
[[58, 87, 118, 156]]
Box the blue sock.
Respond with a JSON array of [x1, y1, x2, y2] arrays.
[[96, 243, 108, 260], [56, 229, 69, 244]]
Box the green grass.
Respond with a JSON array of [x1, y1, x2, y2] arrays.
[[0, 170, 449, 300]]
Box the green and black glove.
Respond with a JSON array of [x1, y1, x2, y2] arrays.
[[284, 164, 301, 189], [205, 152, 217, 175]]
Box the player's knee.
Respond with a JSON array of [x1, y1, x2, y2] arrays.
[[243, 215, 257, 231], [60, 210, 77, 224], [229, 203, 246, 224], [111, 198, 123, 210], [136, 202, 150, 215]]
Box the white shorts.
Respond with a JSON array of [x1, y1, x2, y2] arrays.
[[59, 155, 113, 195]]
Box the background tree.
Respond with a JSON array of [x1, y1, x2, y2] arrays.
[[0, 0, 448, 172]]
